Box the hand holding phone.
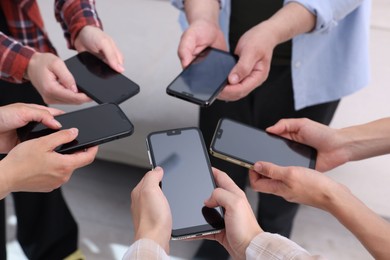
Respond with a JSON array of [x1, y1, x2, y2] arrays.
[[146, 127, 225, 240], [17, 103, 134, 154], [65, 52, 140, 104], [210, 118, 317, 169], [166, 47, 237, 107]]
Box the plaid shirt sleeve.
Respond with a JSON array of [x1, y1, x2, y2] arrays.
[[55, 0, 102, 49], [0, 32, 35, 83]]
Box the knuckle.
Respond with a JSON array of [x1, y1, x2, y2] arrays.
[[237, 62, 252, 74], [287, 167, 300, 179], [230, 196, 248, 209]]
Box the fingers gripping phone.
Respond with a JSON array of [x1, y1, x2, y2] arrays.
[[210, 118, 317, 169], [17, 103, 134, 154], [146, 127, 225, 240], [65, 52, 140, 104], [166, 47, 237, 107]]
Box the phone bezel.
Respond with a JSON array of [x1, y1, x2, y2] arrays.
[[65, 52, 140, 104], [18, 103, 134, 154], [166, 47, 236, 107], [210, 118, 317, 169]]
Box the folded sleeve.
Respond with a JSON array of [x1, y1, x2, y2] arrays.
[[122, 239, 170, 260], [284, 0, 364, 33], [54, 0, 102, 49], [0, 32, 35, 83], [246, 233, 327, 260]]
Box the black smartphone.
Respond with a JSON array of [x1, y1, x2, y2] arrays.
[[166, 47, 237, 107], [17, 103, 134, 154], [65, 52, 140, 104], [210, 118, 317, 169], [146, 127, 225, 240]]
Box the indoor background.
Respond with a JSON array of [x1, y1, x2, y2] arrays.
[[6, 0, 390, 259]]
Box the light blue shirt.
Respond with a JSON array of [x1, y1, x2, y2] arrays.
[[171, 0, 371, 110]]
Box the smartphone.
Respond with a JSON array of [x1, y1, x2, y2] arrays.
[[146, 127, 225, 240], [17, 103, 134, 154], [166, 47, 237, 107], [210, 118, 317, 169], [65, 52, 140, 104]]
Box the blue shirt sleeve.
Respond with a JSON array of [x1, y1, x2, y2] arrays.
[[285, 0, 365, 33]]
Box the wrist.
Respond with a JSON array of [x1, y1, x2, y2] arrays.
[[0, 161, 13, 199], [251, 21, 280, 49], [26, 52, 41, 82], [320, 181, 351, 213], [134, 227, 170, 253], [183, 0, 221, 9], [232, 230, 263, 260], [184, 0, 220, 25], [336, 128, 356, 163]]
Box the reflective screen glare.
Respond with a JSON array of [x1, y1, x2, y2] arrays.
[[65, 52, 139, 104], [168, 49, 236, 102], [213, 119, 315, 167]]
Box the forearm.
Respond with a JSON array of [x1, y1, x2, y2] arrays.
[[55, 0, 102, 49], [260, 2, 316, 46], [0, 162, 12, 199], [325, 183, 390, 259], [338, 118, 390, 162], [183, 0, 220, 25]]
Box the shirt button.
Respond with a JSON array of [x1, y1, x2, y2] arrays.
[[294, 61, 301, 68]]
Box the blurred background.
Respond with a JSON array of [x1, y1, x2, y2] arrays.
[[5, 0, 390, 259]]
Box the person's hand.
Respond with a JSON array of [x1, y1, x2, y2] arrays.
[[74, 26, 124, 73], [131, 167, 171, 254], [0, 103, 64, 153], [178, 20, 227, 68], [218, 23, 276, 101], [201, 168, 262, 260], [249, 161, 345, 211], [0, 128, 98, 198], [266, 118, 349, 172], [217, 2, 316, 101], [27, 52, 92, 104]]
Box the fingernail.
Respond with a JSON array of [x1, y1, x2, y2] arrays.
[[117, 64, 125, 72], [53, 119, 62, 128], [230, 73, 239, 84], [69, 128, 79, 135], [254, 162, 262, 172], [71, 84, 78, 93]]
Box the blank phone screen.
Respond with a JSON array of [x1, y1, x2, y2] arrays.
[[167, 48, 236, 106], [65, 52, 140, 104], [19, 104, 134, 154], [147, 128, 224, 238], [211, 118, 316, 168]]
